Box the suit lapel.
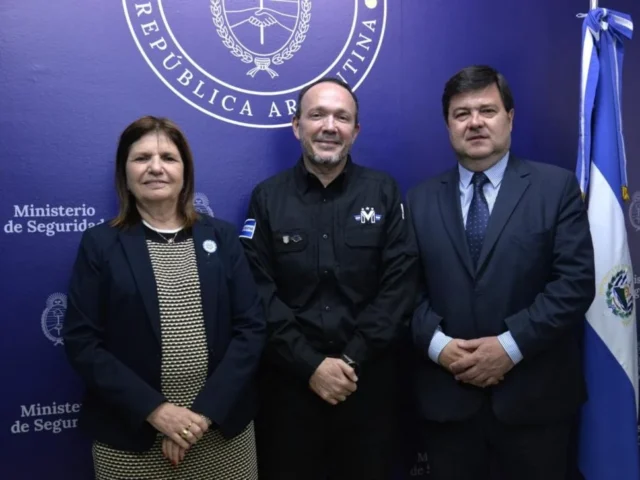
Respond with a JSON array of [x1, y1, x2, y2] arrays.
[[438, 169, 475, 278], [192, 219, 221, 344], [476, 156, 531, 272], [119, 223, 162, 344]]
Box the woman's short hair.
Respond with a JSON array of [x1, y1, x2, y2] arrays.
[[111, 116, 199, 228]]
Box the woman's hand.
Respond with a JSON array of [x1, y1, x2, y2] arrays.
[[162, 436, 187, 467], [147, 403, 209, 449]]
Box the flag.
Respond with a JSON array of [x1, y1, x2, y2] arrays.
[[576, 7, 638, 479]]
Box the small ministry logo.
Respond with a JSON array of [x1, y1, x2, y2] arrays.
[[628, 191, 640, 231], [123, 0, 387, 128], [193, 192, 214, 217], [42, 293, 66, 346]]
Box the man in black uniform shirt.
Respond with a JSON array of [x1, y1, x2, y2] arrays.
[[240, 77, 417, 480]]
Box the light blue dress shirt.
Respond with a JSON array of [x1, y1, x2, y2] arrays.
[[427, 152, 524, 365]]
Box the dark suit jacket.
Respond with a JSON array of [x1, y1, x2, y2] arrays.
[[407, 156, 595, 425], [62, 216, 266, 451]]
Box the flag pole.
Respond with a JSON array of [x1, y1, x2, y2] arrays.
[[590, 0, 598, 9]]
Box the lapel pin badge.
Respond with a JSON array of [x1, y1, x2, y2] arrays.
[[203, 239, 217, 254], [282, 235, 290, 244]]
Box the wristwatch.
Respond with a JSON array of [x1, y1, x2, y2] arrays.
[[341, 354, 360, 376]]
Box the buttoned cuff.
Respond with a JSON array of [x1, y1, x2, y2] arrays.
[[428, 327, 453, 364], [498, 331, 523, 364]]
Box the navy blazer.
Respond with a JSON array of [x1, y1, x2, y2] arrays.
[[62, 215, 266, 451], [407, 156, 595, 425]]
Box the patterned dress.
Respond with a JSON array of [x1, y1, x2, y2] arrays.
[[92, 227, 258, 479]]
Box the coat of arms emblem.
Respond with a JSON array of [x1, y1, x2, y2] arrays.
[[124, 0, 386, 127], [41, 293, 67, 346], [211, 0, 312, 78], [628, 191, 640, 231]]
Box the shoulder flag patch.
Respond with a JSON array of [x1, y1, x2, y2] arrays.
[[239, 218, 256, 239]]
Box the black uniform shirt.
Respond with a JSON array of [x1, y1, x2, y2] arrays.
[[240, 157, 417, 380]]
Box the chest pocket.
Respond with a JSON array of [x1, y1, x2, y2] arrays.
[[273, 229, 309, 253], [272, 229, 312, 282], [509, 230, 552, 250], [343, 227, 384, 289]]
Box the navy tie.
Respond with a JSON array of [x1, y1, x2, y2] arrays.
[[466, 172, 490, 267]]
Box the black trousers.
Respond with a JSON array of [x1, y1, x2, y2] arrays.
[[256, 355, 398, 480], [422, 398, 572, 480]]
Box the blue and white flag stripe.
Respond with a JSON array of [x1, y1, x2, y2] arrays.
[[576, 8, 638, 480], [239, 218, 256, 239]]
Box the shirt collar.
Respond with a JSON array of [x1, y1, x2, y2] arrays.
[[294, 155, 352, 194], [458, 151, 510, 188]]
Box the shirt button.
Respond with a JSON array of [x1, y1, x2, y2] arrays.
[[323, 270, 329, 275], [324, 305, 330, 311], [322, 198, 327, 203], [322, 233, 328, 239]]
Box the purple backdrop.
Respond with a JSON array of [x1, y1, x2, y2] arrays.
[[1, 0, 639, 478]]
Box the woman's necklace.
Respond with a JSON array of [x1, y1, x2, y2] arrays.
[[142, 220, 183, 244], [155, 230, 179, 244]]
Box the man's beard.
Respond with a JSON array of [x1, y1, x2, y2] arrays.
[[301, 137, 349, 166]]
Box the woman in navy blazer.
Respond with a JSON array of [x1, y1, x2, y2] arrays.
[[62, 116, 266, 479]]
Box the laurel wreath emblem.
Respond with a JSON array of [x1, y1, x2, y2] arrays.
[[210, 0, 312, 75], [272, 0, 311, 65]]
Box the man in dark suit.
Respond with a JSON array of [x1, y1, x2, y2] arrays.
[[407, 65, 595, 480]]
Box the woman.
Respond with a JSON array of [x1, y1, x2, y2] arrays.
[[62, 116, 265, 479]]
